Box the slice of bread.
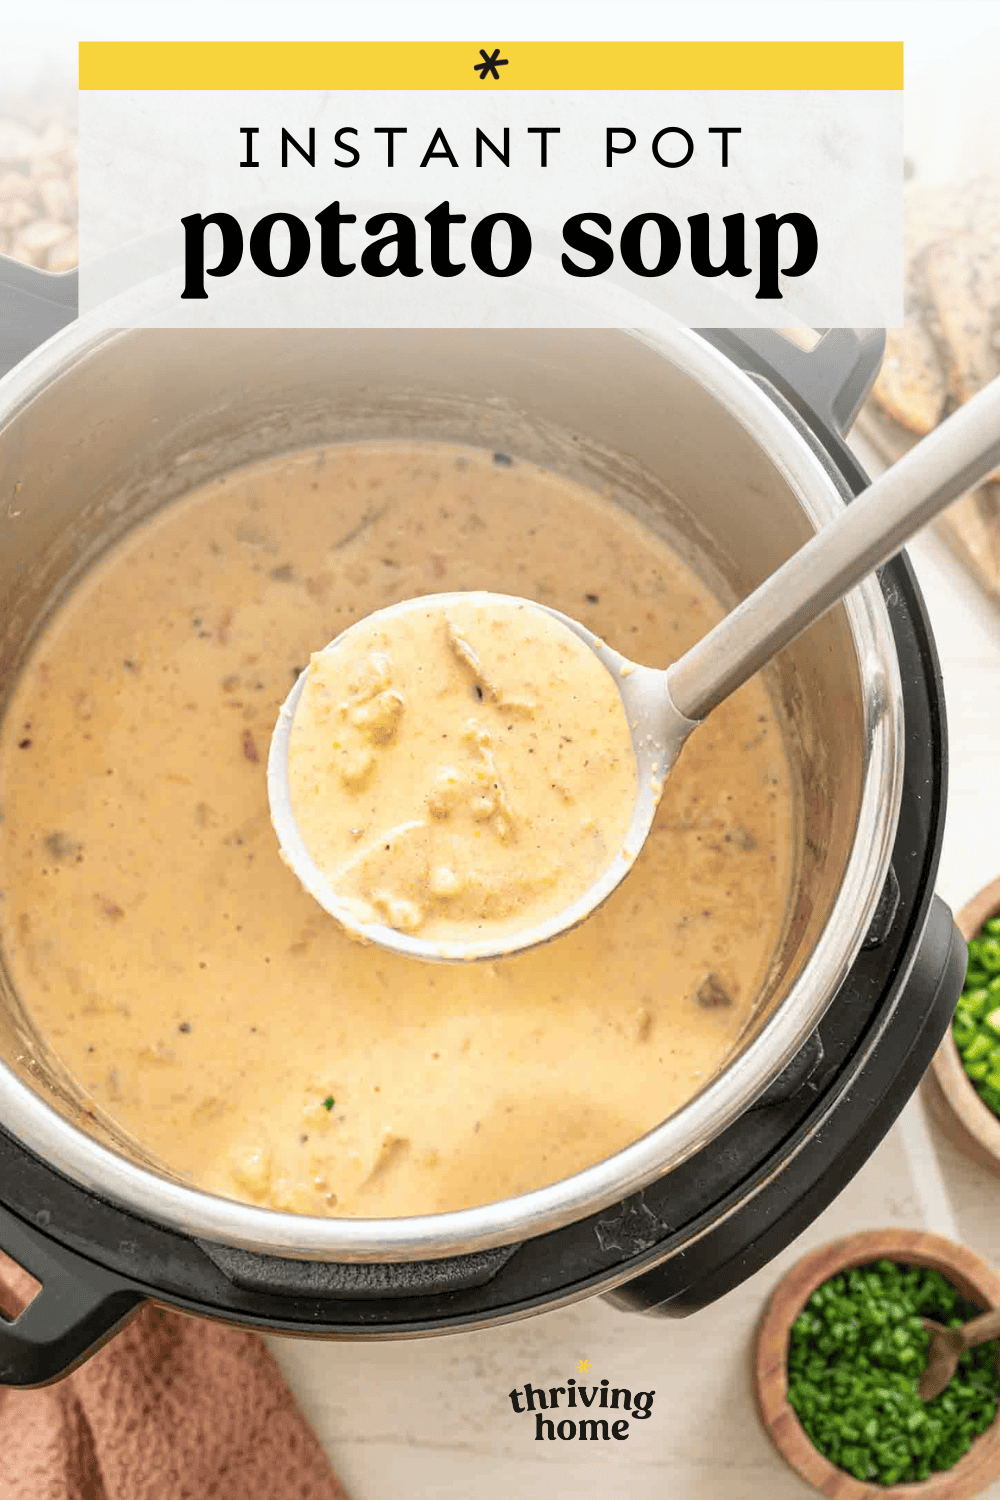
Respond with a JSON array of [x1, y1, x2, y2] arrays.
[[923, 228, 1000, 404], [860, 175, 1000, 602], [870, 175, 1000, 432]]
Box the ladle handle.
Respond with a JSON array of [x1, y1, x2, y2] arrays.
[[957, 1304, 1000, 1354], [666, 375, 1000, 722]]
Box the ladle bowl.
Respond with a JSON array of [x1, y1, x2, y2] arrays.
[[267, 590, 697, 962], [270, 374, 1000, 962]]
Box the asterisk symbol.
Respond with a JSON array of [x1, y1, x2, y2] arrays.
[[474, 47, 508, 81], [577, 1358, 592, 1374]]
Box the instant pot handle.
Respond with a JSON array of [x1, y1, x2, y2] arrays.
[[699, 328, 886, 440], [0, 253, 78, 383], [0, 1203, 144, 1387]]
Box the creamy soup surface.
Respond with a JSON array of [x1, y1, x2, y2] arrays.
[[0, 443, 795, 1217], [287, 594, 638, 942]]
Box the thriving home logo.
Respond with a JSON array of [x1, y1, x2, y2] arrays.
[[508, 1376, 655, 1442]]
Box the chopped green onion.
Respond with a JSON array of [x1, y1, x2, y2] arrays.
[[787, 1260, 999, 1486], [953, 925, 1000, 1122]]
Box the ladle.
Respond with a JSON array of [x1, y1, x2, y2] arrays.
[[269, 375, 1000, 962]]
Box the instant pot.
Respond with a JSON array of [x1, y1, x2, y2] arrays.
[[0, 257, 966, 1386]]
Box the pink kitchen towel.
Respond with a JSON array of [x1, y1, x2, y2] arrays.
[[0, 1254, 349, 1500]]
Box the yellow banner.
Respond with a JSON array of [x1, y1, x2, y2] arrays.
[[78, 40, 903, 92]]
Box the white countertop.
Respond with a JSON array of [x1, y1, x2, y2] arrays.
[[266, 449, 1000, 1500]]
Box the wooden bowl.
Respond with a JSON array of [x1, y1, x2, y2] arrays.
[[923, 877, 1000, 1181], [753, 1229, 1000, 1500]]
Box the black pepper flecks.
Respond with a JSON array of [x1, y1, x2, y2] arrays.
[[43, 831, 82, 861]]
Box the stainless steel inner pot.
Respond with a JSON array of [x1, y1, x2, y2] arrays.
[[0, 323, 903, 1261]]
